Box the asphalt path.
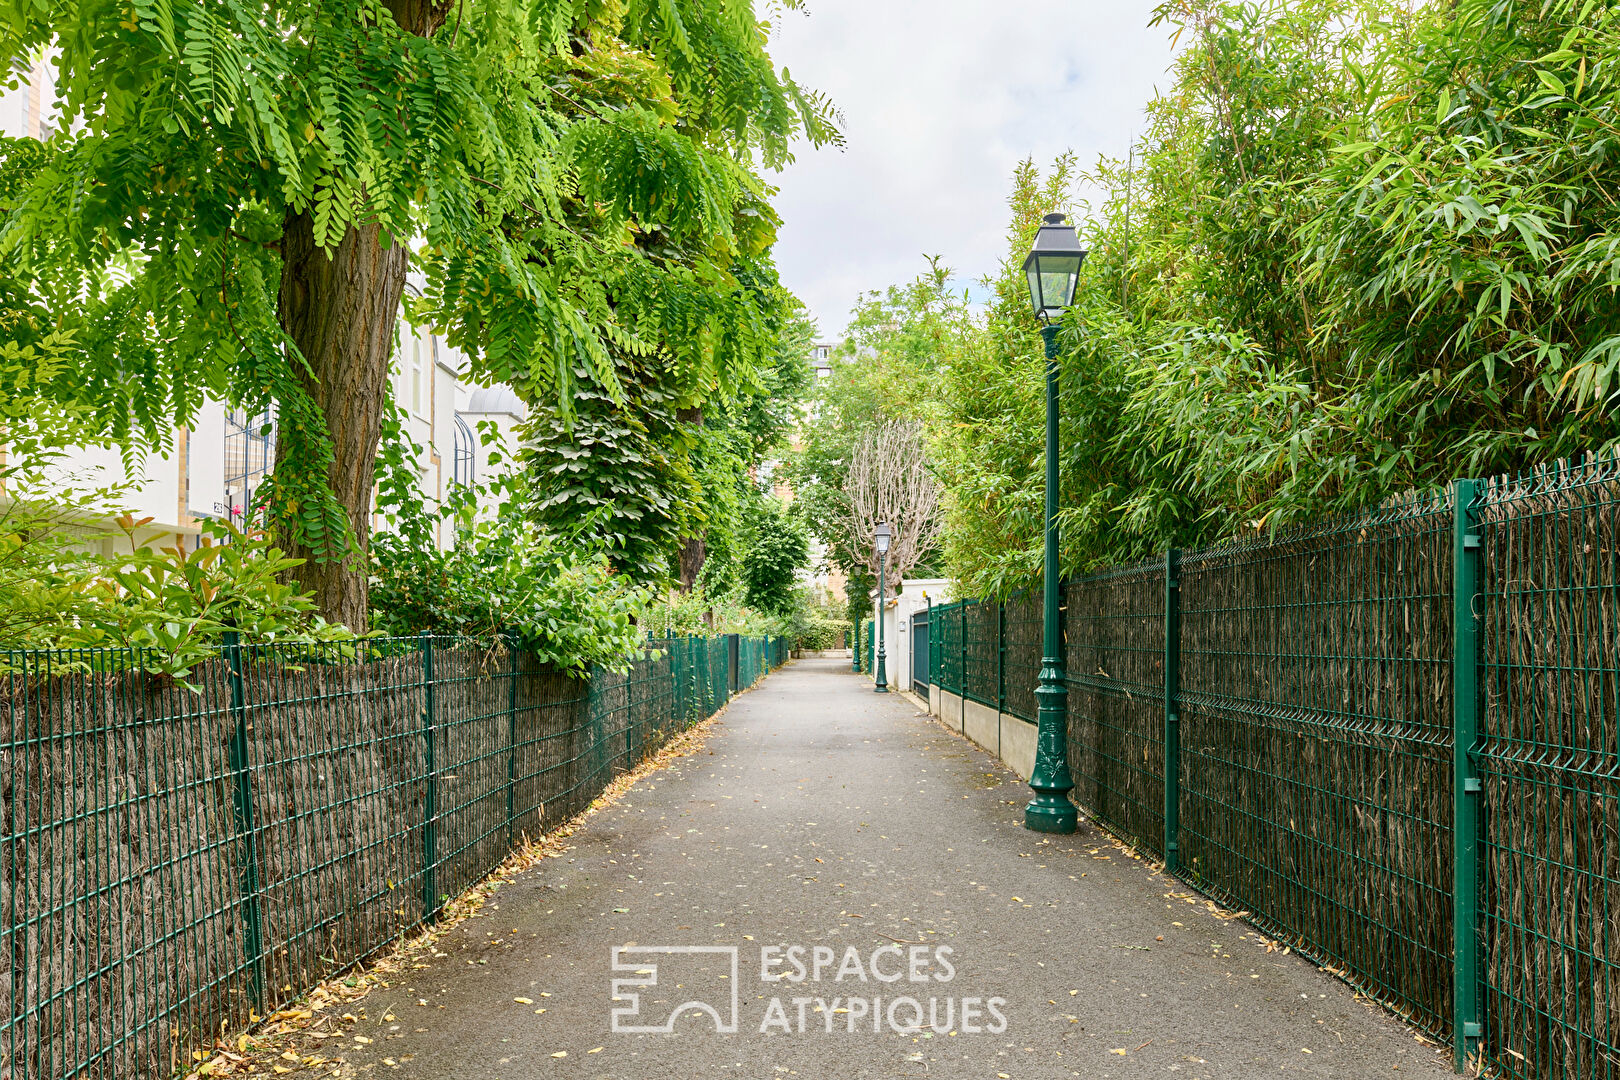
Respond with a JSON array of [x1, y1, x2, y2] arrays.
[[329, 656, 1452, 1079]]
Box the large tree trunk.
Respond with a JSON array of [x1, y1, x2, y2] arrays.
[[273, 0, 446, 631], [675, 405, 706, 592], [676, 535, 706, 591], [274, 214, 410, 631]]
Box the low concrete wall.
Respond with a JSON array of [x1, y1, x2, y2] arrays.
[[999, 714, 1037, 781], [963, 699, 998, 753], [927, 688, 1038, 781]]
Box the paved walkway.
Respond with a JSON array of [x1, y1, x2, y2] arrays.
[[332, 658, 1451, 1078]]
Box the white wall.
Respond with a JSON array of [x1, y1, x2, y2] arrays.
[[930, 687, 1037, 782], [870, 578, 951, 693]]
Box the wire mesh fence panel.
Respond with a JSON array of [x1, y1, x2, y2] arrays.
[[1178, 493, 1455, 1038], [1, 650, 247, 1080], [1001, 591, 1042, 723], [961, 601, 998, 709], [509, 657, 588, 837], [430, 641, 524, 921], [709, 639, 730, 713], [1062, 562, 1166, 855], [739, 638, 763, 689], [240, 640, 433, 1023], [1478, 460, 1620, 1080], [0, 633, 779, 1080], [935, 603, 963, 696]]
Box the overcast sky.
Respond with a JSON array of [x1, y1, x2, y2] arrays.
[[765, 2, 1181, 340]]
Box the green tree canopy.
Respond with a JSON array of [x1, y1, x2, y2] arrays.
[[789, 259, 962, 618], [0, 0, 836, 626], [739, 492, 807, 616], [522, 288, 815, 586]]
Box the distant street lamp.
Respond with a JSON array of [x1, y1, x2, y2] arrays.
[[874, 522, 892, 693], [1021, 212, 1087, 834]]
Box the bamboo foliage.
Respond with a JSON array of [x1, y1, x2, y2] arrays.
[[931, 0, 1620, 597]]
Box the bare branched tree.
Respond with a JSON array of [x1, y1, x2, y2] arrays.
[[840, 419, 942, 596]]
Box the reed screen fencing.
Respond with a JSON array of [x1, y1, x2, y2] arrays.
[[929, 456, 1618, 1080], [0, 632, 784, 1079]]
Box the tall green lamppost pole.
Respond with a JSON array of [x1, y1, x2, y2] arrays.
[[1022, 212, 1087, 834], [873, 521, 892, 693]]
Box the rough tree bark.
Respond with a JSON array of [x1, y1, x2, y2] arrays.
[[675, 405, 706, 593], [273, 0, 446, 631], [274, 216, 409, 630], [677, 536, 706, 591]]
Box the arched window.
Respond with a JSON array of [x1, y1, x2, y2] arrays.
[[452, 415, 477, 488]]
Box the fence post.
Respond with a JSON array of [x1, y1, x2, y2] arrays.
[[420, 633, 438, 921], [627, 655, 638, 769], [994, 602, 1005, 758], [506, 637, 518, 850], [1452, 480, 1484, 1070], [1163, 549, 1181, 875], [222, 631, 265, 1007], [959, 605, 967, 733]]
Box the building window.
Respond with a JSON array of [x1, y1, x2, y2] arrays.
[[452, 415, 477, 488], [223, 408, 275, 527], [410, 335, 424, 415]]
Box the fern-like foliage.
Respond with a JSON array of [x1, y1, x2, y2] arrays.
[[0, 0, 836, 565]]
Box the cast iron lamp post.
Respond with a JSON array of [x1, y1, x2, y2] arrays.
[[1022, 212, 1087, 834], [873, 522, 892, 692]]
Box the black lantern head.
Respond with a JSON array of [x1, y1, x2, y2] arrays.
[[1022, 212, 1088, 322], [874, 521, 892, 555]]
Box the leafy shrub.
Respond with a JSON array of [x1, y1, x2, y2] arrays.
[[641, 583, 791, 639], [73, 517, 352, 680], [0, 437, 348, 681], [370, 409, 651, 674], [370, 510, 650, 675], [795, 616, 850, 651]]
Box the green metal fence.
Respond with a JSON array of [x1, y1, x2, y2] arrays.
[[1000, 592, 1041, 723], [933, 600, 963, 695], [960, 599, 996, 711], [0, 632, 783, 1079], [1475, 462, 1620, 1080], [1063, 560, 1167, 857], [946, 453, 1620, 1080]]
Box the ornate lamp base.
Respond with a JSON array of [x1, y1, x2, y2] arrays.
[[1024, 661, 1076, 834], [1023, 796, 1077, 834]]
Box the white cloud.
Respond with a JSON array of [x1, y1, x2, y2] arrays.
[[765, 1, 1179, 337]]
